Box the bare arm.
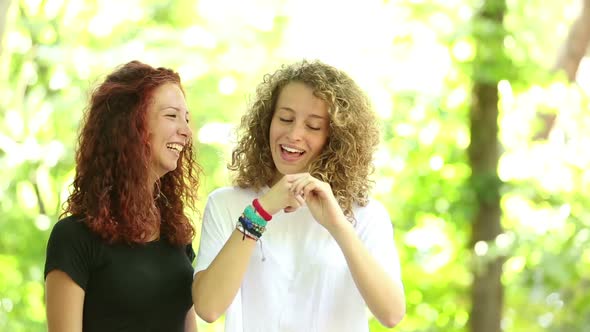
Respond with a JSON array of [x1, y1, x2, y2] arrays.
[[192, 177, 302, 322], [46, 270, 85, 332], [291, 174, 406, 327], [184, 306, 198, 332], [192, 231, 256, 322], [329, 220, 405, 327]]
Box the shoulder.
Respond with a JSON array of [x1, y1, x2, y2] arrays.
[[355, 198, 390, 220], [203, 186, 259, 224], [207, 186, 257, 202], [44, 215, 103, 287], [353, 198, 393, 231], [47, 215, 103, 252], [49, 215, 94, 240], [207, 186, 238, 199]]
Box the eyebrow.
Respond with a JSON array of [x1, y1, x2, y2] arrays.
[[162, 106, 190, 115], [278, 107, 326, 120]]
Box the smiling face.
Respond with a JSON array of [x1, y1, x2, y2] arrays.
[[146, 83, 192, 182], [269, 82, 330, 181]]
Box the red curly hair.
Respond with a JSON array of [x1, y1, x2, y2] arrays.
[[62, 60, 201, 245]]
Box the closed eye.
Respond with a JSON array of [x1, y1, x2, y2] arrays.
[[279, 118, 293, 123], [307, 125, 321, 130]]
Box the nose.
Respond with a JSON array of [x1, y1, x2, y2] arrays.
[[178, 121, 192, 140], [287, 122, 304, 141]]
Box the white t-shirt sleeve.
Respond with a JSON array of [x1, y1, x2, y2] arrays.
[[357, 201, 403, 286], [195, 190, 235, 274]]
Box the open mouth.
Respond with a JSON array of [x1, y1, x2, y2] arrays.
[[166, 143, 184, 154], [281, 144, 304, 156]]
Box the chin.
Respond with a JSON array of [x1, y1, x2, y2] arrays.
[[277, 167, 303, 176], [161, 165, 178, 176]]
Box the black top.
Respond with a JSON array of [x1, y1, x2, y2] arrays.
[[44, 216, 195, 332]]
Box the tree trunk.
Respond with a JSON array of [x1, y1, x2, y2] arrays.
[[468, 83, 504, 332], [534, 0, 590, 140], [0, 0, 11, 58], [467, 1, 506, 332]]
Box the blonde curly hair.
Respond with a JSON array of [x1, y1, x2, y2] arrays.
[[229, 60, 380, 219]]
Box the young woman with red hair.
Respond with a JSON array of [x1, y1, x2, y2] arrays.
[[44, 61, 201, 332]]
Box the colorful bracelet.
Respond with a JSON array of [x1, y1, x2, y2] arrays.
[[237, 218, 263, 240], [244, 205, 267, 227], [236, 222, 259, 241], [239, 214, 265, 234], [239, 215, 264, 236], [236, 203, 271, 242], [252, 198, 272, 221]]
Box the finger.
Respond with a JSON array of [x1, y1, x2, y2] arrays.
[[304, 181, 334, 202], [301, 180, 321, 197], [284, 205, 300, 213], [291, 176, 314, 196], [283, 190, 301, 213], [289, 178, 304, 196], [294, 194, 305, 206], [286, 193, 303, 208], [299, 177, 324, 196]]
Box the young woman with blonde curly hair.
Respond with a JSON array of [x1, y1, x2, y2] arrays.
[[192, 60, 405, 331]]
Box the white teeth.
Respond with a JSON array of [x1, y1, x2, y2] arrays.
[[281, 145, 303, 153], [166, 143, 184, 152]]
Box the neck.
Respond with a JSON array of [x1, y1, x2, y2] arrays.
[[150, 169, 164, 195], [269, 171, 282, 187]]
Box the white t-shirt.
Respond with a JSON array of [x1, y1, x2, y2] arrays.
[[195, 186, 403, 332]]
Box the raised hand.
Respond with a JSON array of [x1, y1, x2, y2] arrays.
[[288, 173, 346, 232], [257, 175, 305, 215]]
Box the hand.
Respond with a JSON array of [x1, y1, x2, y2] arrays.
[[258, 175, 305, 215], [288, 173, 347, 231]]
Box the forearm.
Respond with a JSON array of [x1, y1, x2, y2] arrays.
[[330, 222, 406, 328], [192, 230, 256, 322]]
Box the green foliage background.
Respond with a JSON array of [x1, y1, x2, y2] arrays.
[[1, 0, 589, 331]]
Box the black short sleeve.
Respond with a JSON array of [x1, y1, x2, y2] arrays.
[[185, 243, 196, 263], [44, 216, 101, 290]]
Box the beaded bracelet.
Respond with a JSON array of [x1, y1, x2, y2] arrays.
[[236, 222, 259, 241], [252, 198, 272, 221], [244, 205, 267, 228], [236, 204, 268, 241], [239, 215, 265, 235]]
